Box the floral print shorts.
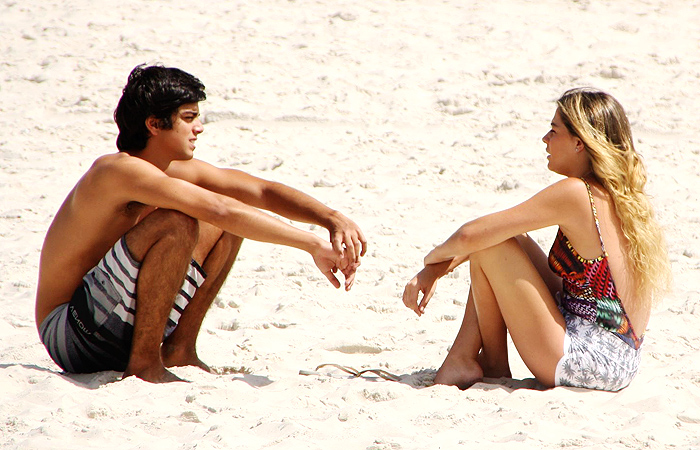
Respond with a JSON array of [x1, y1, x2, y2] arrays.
[[555, 310, 642, 391]]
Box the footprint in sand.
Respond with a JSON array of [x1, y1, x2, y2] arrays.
[[328, 344, 383, 354]]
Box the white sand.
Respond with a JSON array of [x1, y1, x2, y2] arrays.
[[2, 1, 700, 448]]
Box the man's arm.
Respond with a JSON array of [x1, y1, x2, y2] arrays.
[[166, 159, 368, 263], [93, 154, 351, 288]]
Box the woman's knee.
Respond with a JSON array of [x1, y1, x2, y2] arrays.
[[470, 237, 521, 265]]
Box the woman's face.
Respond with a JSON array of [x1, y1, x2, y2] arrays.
[[542, 108, 586, 176]]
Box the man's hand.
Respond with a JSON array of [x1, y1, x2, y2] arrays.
[[339, 258, 361, 291], [327, 210, 367, 268], [311, 240, 360, 291]]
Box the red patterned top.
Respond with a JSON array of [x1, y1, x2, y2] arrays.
[[548, 179, 642, 349]]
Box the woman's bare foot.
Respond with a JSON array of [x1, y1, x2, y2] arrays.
[[477, 352, 512, 379], [434, 357, 484, 390]]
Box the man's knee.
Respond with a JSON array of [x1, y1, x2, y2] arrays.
[[155, 209, 199, 240], [193, 229, 243, 265], [126, 210, 199, 259], [222, 232, 244, 250]]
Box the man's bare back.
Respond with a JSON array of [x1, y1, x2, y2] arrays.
[[36, 154, 155, 326]]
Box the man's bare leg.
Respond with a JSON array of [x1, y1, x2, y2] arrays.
[[161, 220, 242, 371], [122, 209, 199, 383]]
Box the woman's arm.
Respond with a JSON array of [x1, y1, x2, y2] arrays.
[[424, 178, 589, 265], [403, 178, 589, 316]]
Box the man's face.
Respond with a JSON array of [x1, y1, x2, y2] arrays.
[[161, 102, 204, 160]]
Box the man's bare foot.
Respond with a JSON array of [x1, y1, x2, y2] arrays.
[[161, 345, 213, 373], [123, 365, 187, 383], [434, 357, 484, 390]]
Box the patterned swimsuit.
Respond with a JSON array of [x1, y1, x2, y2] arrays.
[[547, 179, 642, 391]]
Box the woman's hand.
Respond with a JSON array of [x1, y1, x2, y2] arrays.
[[310, 239, 343, 289], [402, 261, 451, 316]]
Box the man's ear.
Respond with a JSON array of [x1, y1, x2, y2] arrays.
[[145, 116, 160, 136]]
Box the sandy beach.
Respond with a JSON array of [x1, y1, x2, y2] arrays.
[[1, 1, 700, 448]]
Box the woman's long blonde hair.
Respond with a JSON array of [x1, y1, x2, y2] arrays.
[[557, 88, 671, 307]]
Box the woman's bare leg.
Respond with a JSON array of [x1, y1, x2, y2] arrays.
[[434, 289, 490, 389], [434, 235, 565, 389], [472, 237, 566, 386], [514, 234, 562, 299]]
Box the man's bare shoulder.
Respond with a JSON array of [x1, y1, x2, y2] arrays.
[[82, 152, 167, 189], [70, 153, 168, 213], [166, 158, 252, 185], [166, 157, 221, 176], [89, 152, 152, 174]]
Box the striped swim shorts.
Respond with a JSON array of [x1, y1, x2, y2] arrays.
[[39, 236, 206, 373]]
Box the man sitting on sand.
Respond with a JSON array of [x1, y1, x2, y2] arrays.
[[35, 64, 367, 383]]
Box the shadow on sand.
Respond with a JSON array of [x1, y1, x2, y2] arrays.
[[298, 364, 548, 392], [2, 362, 545, 392]]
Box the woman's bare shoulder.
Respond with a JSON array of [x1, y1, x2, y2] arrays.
[[520, 177, 591, 218]]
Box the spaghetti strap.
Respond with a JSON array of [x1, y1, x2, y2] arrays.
[[580, 178, 607, 255]]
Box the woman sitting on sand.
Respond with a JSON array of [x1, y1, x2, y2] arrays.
[[402, 88, 671, 391]]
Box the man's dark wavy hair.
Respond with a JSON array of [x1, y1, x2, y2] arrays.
[[113, 65, 206, 152]]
